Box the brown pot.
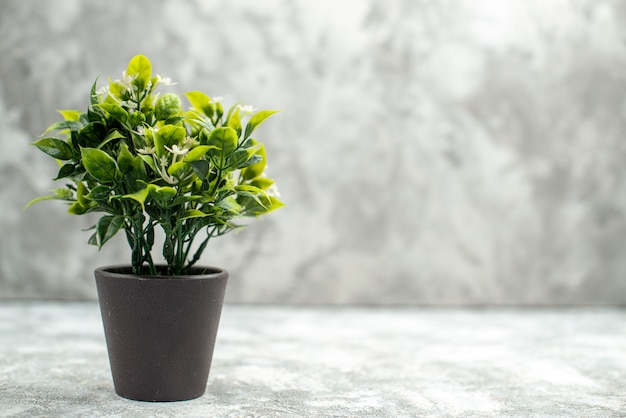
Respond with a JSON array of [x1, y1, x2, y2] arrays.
[[94, 265, 228, 402]]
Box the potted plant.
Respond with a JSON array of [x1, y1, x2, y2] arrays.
[[27, 54, 284, 402]]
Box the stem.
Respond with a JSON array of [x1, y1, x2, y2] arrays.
[[142, 221, 157, 275], [185, 226, 216, 270]]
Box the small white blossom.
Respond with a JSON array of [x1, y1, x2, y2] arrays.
[[120, 70, 137, 89], [183, 136, 199, 149], [160, 156, 169, 167], [165, 144, 189, 156], [237, 104, 256, 115], [137, 146, 155, 155], [267, 183, 281, 198], [136, 126, 145, 135], [212, 96, 224, 103], [156, 74, 176, 86], [96, 86, 109, 96], [121, 100, 138, 110]]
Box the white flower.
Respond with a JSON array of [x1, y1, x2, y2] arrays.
[[121, 100, 138, 110], [212, 96, 224, 103], [165, 144, 189, 156], [137, 146, 155, 155], [156, 74, 176, 86], [237, 104, 256, 115], [115, 71, 139, 90], [96, 86, 109, 96], [135, 126, 145, 135], [267, 183, 281, 198], [183, 136, 199, 149], [160, 156, 169, 167]]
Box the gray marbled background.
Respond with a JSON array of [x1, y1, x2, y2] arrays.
[[2, 0, 626, 304]]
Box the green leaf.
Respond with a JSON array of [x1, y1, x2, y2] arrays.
[[185, 91, 215, 119], [130, 111, 146, 127], [96, 215, 125, 248], [207, 127, 238, 159], [99, 129, 126, 149], [58, 110, 82, 121], [155, 93, 182, 121], [85, 185, 110, 200], [33, 138, 73, 160], [241, 195, 285, 216], [130, 155, 148, 184], [164, 115, 185, 125], [24, 195, 59, 210], [76, 181, 90, 207], [154, 125, 186, 157], [215, 101, 224, 121], [81, 147, 119, 184], [147, 184, 176, 203], [117, 143, 134, 174], [140, 154, 157, 173], [90, 78, 99, 105], [236, 184, 269, 195], [216, 195, 243, 214], [167, 160, 187, 177], [54, 163, 77, 180], [108, 80, 126, 100], [241, 141, 266, 180], [116, 188, 149, 209], [170, 194, 202, 206], [227, 149, 261, 170], [116, 142, 148, 190], [87, 105, 105, 123], [126, 54, 152, 91], [78, 122, 107, 147], [228, 107, 242, 138], [244, 110, 280, 139], [41, 120, 83, 136], [249, 177, 275, 190], [182, 209, 209, 219], [88, 232, 98, 246], [189, 160, 209, 179], [235, 184, 269, 208], [68, 201, 89, 215], [24, 188, 74, 210], [97, 103, 129, 124], [183, 145, 217, 162]]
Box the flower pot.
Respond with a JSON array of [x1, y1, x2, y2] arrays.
[[94, 265, 228, 402]]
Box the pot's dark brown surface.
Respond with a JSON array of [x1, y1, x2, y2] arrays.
[[94, 265, 228, 402]]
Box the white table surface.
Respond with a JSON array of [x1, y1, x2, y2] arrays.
[[1, 302, 625, 417]]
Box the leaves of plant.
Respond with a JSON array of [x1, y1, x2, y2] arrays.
[[96, 215, 125, 248], [85, 185, 110, 200], [228, 107, 242, 138], [58, 110, 82, 121], [116, 188, 150, 209], [244, 110, 280, 139], [54, 163, 77, 180], [207, 127, 238, 160], [183, 145, 216, 162], [81, 147, 119, 184], [33, 138, 73, 160], [189, 160, 209, 179], [241, 141, 266, 180], [30, 55, 284, 275], [154, 125, 185, 156], [147, 184, 177, 204], [185, 91, 215, 119], [126, 54, 152, 91]]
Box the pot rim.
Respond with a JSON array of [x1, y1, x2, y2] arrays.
[[95, 264, 228, 281]]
